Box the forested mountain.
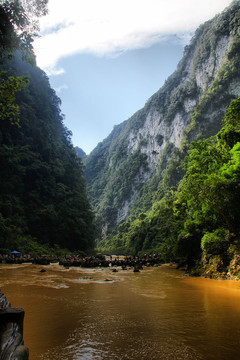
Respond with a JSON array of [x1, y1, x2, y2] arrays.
[[84, 0, 240, 270], [1, 0, 240, 274], [0, 1, 95, 254], [108, 98, 240, 274]]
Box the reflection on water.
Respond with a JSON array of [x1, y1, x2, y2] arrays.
[[1, 263, 240, 360]]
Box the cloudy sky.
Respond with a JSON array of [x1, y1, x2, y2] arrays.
[[33, 0, 232, 154]]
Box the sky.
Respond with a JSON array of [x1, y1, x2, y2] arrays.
[[33, 0, 233, 154]]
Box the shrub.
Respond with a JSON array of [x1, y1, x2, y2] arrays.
[[201, 228, 229, 255]]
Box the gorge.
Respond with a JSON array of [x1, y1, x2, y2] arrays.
[[85, 0, 240, 237], [1, 1, 240, 359], [84, 1, 240, 276]]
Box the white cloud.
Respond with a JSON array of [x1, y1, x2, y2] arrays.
[[33, 0, 233, 75]]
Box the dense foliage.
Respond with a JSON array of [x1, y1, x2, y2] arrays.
[[0, 0, 48, 62], [85, 0, 240, 244], [104, 99, 240, 273], [0, 1, 95, 254]]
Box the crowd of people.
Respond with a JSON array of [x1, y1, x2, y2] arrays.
[[0, 252, 162, 268]]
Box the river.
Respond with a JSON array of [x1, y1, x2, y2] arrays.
[[1, 263, 240, 360]]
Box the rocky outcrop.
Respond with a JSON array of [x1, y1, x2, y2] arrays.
[[0, 292, 28, 360], [190, 243, 240, 280]]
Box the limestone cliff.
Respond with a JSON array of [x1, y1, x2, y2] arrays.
[[84, 1, 240, 238]]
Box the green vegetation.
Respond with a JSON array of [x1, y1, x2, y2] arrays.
[[1, 0, 239, 274], [0, 0, 48, 62], [0, 71, 29, 124], [84, 118, 149, 234], [85, 1, 240, 244], [105, 98, 240, 274], [0, 1, 95, 254]]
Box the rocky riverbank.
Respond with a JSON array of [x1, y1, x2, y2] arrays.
[[0, 292, 28, 360], [2, 251, 240, 281], [185, 249, 240, 281]]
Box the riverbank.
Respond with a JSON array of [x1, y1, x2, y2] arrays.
[[185, 251, 240, 281], [1, 251, 240, 281]]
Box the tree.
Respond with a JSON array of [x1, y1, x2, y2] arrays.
[[0, 71, 28, 125], [0, 0, 48, 61], [0, 54, 96, 252], [0, 0, 48, 125], [217, 97, 240, 149], [173, 98, 240, 262], [0, 1, 96, 253]]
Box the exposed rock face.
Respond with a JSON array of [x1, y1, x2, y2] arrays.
[[84, 2, 240, 237], [125, 33, 233, 177], [194, 35, 231, 89], [116, 190, 138, 225], [0, 292, 29, 360]]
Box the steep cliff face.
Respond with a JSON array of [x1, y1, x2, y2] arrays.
[[84, 1, 240, 237]]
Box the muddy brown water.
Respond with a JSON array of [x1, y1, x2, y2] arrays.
[[1, 263, 240, 360]]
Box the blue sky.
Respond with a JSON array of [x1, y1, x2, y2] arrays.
[[48, 40, 185, 154], [33, 0, 233, 154]]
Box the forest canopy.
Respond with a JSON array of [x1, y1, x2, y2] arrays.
[[0, 0, 95, 255], [104, 98, 240, 274]]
